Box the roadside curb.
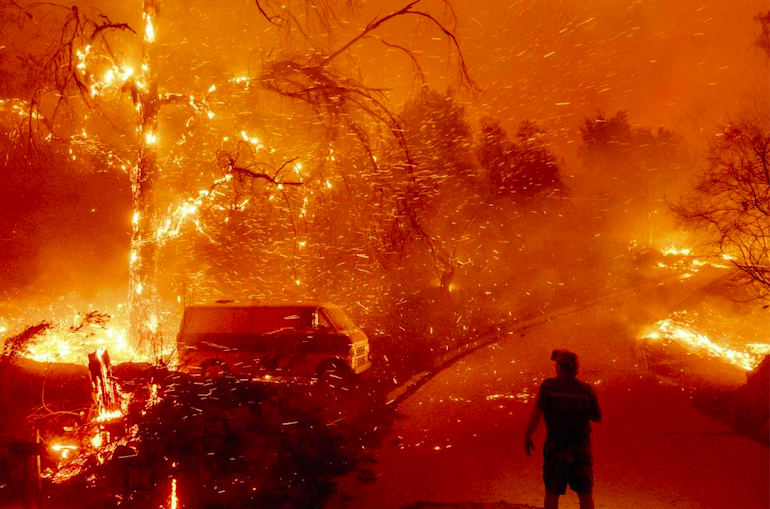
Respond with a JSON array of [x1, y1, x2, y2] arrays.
[[385, 371, 430, 406], [384, 275, 688, 410]]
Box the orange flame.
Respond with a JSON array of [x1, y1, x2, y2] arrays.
[[642, 311, 767, 371]]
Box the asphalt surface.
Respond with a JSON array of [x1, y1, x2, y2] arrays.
[[327, 286, 769, 509]]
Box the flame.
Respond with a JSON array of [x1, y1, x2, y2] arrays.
[[50, 444, 78, 460], [95, 409, 124, 423], [641, 311, 767, 371], [661, 244, 692, 256], [167, 478, 179, 509], [145, 131, 158, 145], [154, 173, 232, 246], [18, 317, 136, 365], [103, 69, 115, 85], [239, 130, 264, 148], [0, 98, 43, 120], [90, 432, 104, 449], [74, 39, 136, 97], [0, 304, 176, 366], [45, 375, 165, 484], [144, 15, 156, 43], [654, 244, 731, 272]]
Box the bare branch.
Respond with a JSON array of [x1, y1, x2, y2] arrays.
[[322, 0, 478, 92], [670, 120, 770, 299], [217, 149, 303, 186]]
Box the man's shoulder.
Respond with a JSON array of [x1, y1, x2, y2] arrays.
[[540, 377, 560, 390], [571, 377, 597, 394], [545, 376, 595, 394]]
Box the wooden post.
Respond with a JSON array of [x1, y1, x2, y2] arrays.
[[35, 428, 43, 509]]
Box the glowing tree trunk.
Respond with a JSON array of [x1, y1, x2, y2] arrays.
[[88, 348, 122, 419], [129, 0, 160, 351]]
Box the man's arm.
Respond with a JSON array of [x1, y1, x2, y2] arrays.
[[589, 386, 602, 423], [524, 406, 542, 456]]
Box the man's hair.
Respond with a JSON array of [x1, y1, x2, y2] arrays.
[[551, 349, 579, 376]]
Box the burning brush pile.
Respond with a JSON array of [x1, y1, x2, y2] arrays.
[[0, 318, 359, 509]]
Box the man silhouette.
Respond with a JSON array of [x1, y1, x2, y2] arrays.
[[524, 349, 602, 509]]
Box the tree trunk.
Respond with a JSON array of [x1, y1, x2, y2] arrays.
[[129, 0, 160, 353], [88, 348, 121, 418]]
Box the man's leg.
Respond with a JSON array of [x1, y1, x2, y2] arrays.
[[543, 447, 567, 509], [577, 492, 595, 509], [571, 446, 594, 509]]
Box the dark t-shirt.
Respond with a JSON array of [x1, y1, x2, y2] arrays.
[[535, 375, 601, 448]]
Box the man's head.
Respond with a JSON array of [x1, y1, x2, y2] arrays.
[[551, 349, 579, 377]]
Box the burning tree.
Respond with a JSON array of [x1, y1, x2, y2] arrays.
[[1, 0, 476, 354], [670, 120, 770, 300]]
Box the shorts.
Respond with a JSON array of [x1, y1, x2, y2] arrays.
[[543, 444, 593, 495]]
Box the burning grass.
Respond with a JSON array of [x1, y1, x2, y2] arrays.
[[636, 281, 770, 442], [640, 310, 767, 372]]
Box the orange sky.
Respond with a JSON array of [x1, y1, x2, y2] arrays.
[[341, 0, 768, 159], [447, 0, 768, 150]]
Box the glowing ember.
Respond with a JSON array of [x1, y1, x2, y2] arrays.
[[167, 478, 179, 509], [486, 392, 530, 401], [90, 432, 104, 449], [50, 443, 78, 460], [654, 244, 732, 273], [95, 409, 124, 423], [44, 362, 165, 484], [641, 311, 767, 371], [661, 245, 692, 256]]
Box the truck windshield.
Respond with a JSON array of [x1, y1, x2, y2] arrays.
[[324, 307, 356, 331]]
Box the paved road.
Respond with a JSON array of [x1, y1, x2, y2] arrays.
[[328, 288, 769, 509]]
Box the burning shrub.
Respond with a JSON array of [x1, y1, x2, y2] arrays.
[[0, 322, 52, 365]]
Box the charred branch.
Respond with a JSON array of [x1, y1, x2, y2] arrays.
[[14, 4, 134, 121], [323, 0, 477, 92], [217, 148, 303, 187]]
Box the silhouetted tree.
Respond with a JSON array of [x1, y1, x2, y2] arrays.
[[478, 118, 511, 196], [580, 111, 683, 188], [509, 120, 563, 197], [479, 118, 563, 198], [670, 120, 769, 300], [579, 110, 688, 245], [400, 88, 476, 205], [755, 11, 770, 60]]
